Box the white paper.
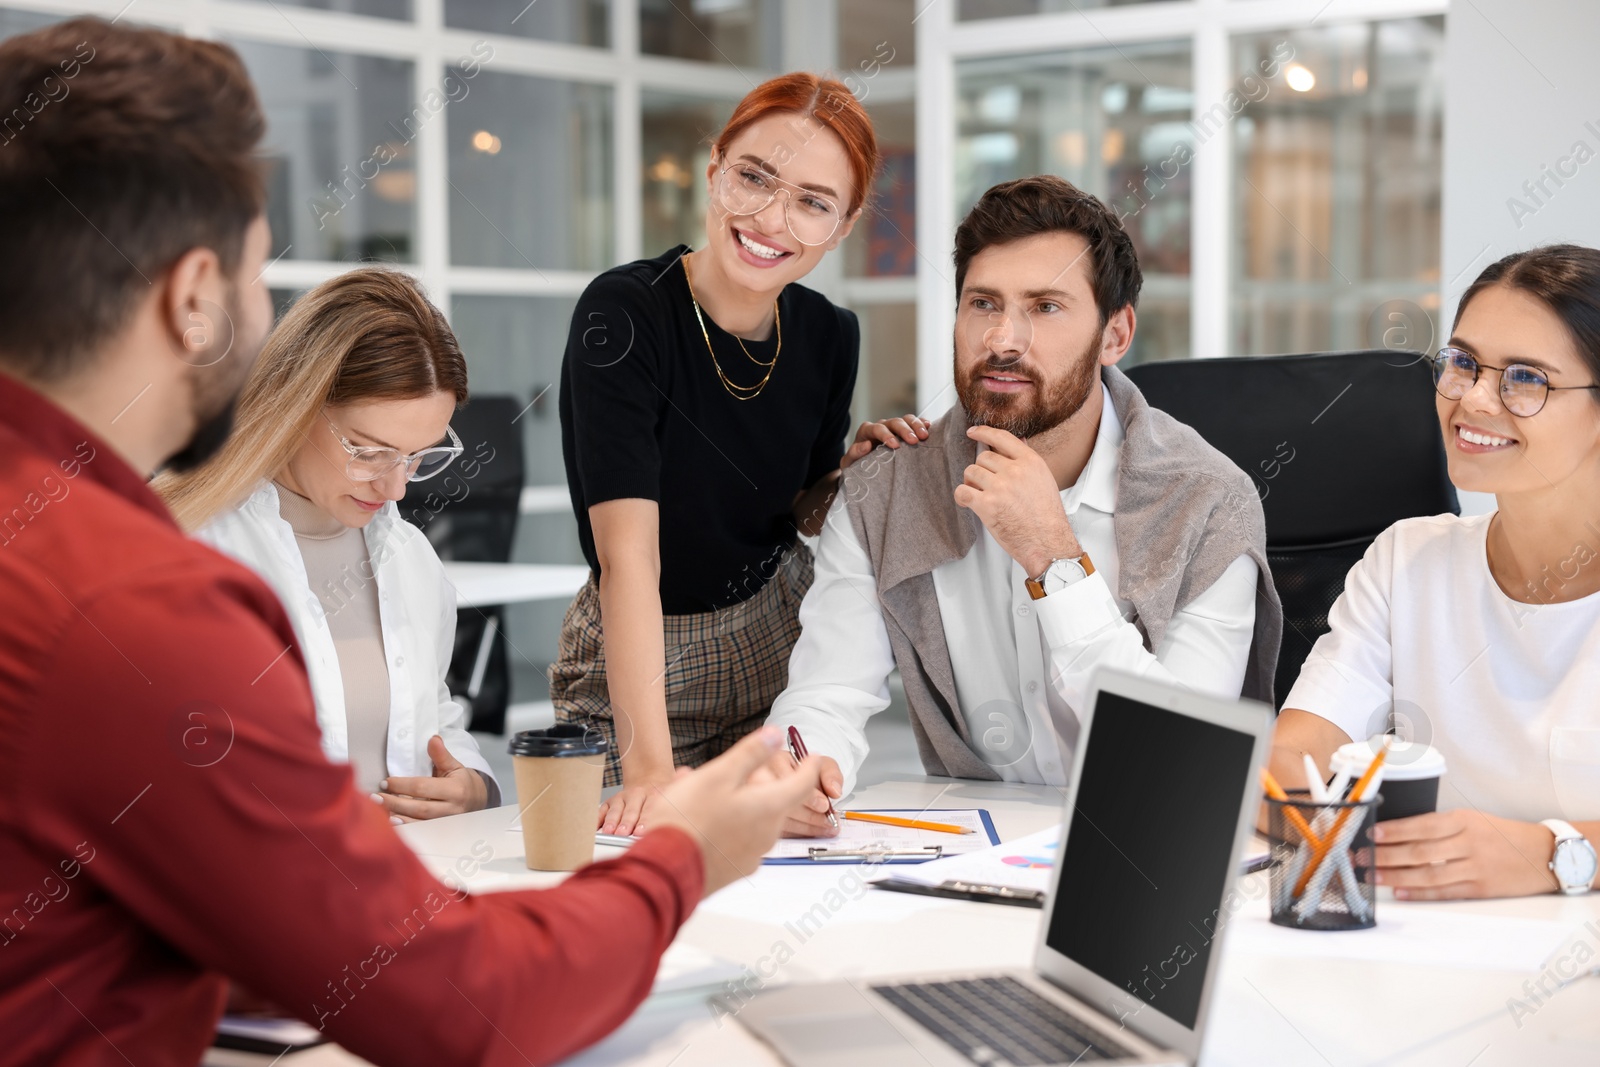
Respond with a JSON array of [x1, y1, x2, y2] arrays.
[[764, 809, 993, 860], [216, 1015, 324, 1045], [878, 825, 1064, 893], [650, 941, 746, 996], [874, 826, 1269, 896]]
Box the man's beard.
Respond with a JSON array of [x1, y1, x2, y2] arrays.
[[163, 400, 237, 473], [163, 289, 258, 473], [956, 331, 1101, 439]]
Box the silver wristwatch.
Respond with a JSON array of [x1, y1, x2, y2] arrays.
[[1025, 552, 1095, 601], [1541, 819, 1598, 895]]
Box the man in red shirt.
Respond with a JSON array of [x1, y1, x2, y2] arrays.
[[0, 18, 822, 1066]]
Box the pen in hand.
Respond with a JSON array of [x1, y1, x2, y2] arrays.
[[785, 726, 838, 829]]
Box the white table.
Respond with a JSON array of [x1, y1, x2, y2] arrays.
[[441, 561, 589, 608], [219, 776, 1600, 1066]]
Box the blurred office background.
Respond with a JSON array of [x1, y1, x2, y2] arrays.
[[8, 0, 1589, 719]]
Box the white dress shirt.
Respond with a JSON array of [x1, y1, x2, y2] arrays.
[[769, 385, 1260, 797], [1286, 512, 1600, 823], [196, 481, 496, 789]]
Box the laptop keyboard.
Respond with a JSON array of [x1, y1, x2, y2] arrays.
[[871, 976, 1136, 1066]]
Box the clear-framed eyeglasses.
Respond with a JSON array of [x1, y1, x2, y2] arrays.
[[1430, 346, 1600, 418], [713, 163, 844, 247], [324, 413, 463, 482]]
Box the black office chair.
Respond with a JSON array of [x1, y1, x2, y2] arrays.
[[1124, 350, 1459, 708], [405, 394, 526, 736]]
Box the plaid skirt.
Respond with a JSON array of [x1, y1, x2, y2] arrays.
[[550, 543, 814, 786]]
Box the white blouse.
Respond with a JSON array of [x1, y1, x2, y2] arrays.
[[1286, 512, 1600, 823], [196, 482, 496, 789]]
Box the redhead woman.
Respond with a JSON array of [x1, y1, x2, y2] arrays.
[[159, 268, 497, 820], [556, 73, 924, 835], [1271, 245, 1600, 899]]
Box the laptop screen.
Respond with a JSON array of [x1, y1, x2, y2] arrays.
[[1043, 689, 1256, 1030]]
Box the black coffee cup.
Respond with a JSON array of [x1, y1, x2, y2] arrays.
[[1331, 739, 1446, 823]]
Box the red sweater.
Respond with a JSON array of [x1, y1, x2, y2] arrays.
[[0, 373, 704, 1067]]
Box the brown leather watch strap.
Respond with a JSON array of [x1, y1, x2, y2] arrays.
[[1025, 552, 1095, 600]]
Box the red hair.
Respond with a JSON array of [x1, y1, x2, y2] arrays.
[[713, 72, 880, 216]]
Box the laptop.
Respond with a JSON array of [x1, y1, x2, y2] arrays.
[[720, 668, 1272, 1067]]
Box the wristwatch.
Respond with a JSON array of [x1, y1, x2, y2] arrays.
[[1541, 819, 1598, 895], [1025, 552, 1095, 601]]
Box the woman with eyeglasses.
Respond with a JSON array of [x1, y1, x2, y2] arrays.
[[1270, 244, 1600, 899], [157, 267, 498, 821], [557, 73, 925, 836]]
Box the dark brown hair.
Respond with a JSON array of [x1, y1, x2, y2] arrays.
[[0, 17, 265, 381], [157, 268, 469, 530], [953, 175, 1143, 326], [1455, 244, 1600, 390]]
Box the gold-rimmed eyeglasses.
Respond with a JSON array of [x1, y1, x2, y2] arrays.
[[713, 163, 844, 247]]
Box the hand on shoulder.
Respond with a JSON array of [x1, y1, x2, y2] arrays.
[[840, 413, 930, 471]]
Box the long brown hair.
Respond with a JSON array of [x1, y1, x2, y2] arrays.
[[157, 267, 468, 531]]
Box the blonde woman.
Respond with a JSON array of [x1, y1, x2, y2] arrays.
[[159, 268, 497, 820]]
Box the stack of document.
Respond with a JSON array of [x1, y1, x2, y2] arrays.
[[650, 941, 747, 997], [870, 826, 1063, 902]]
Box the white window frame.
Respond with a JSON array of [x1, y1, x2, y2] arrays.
[[913, 0, 1447, 415], [7, 0, 900, 513]]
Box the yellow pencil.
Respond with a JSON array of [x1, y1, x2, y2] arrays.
[[844, 811, 974, 835], [1260, 768, 1324, 848]]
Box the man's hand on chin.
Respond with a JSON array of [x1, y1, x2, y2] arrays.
[[953, 424, 1081, 576]]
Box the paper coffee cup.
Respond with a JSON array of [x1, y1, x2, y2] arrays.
[[1331, 738, 1446, 822], [508, 724, 608, 871]]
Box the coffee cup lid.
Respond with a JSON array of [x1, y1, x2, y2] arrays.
[[1331, 738, 1446, 780], [508, 723, 609, 758]]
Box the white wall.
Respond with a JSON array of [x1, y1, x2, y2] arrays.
[[1442, 0, 1600, 514], [1443, 0, 1600, 312]]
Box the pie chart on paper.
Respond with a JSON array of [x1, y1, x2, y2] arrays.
[[1001, 843, 1057, 870]]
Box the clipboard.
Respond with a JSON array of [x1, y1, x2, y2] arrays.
[[762, 809, 1000, 865]]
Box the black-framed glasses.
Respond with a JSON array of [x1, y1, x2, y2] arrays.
[[713, 163, 843, 247], [324, 413, 463, 482], [1430, 346, 1600, 417]]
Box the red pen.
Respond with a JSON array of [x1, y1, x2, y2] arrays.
[[786, 725, 838, 829]]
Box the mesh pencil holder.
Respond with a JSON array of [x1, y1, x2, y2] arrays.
[[1266, 790, 1381, 931]]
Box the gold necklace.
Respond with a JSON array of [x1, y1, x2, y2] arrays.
[[682, 255, 781, 401]]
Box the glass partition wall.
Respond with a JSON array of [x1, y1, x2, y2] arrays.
[[1, 0, 1447, 699], [0, 0, 916, 708], [917, 0, 1447, 408], [956, 41, 1195, 368]]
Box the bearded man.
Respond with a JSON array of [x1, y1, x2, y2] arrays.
[[765, 175, 1283, 826]]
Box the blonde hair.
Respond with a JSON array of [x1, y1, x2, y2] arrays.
[[157, 267, 469, 531]]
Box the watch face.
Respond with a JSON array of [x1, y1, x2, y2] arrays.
[[1046, 558, 1086, 591], [1554, 839, 1599, 889]]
